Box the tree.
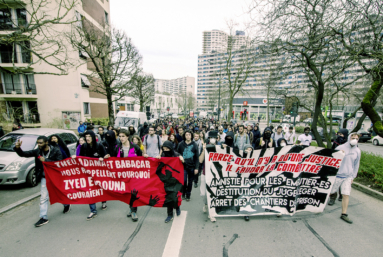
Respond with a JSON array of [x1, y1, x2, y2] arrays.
[[0, 0, 78, 75], [334, 0, 383, 137], [127, 73, 155, 112], [250, 0, 361, 148], [68, 24, 141, 125], [186, 92, 196, 114]]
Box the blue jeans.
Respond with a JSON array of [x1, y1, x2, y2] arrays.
[[40, 178, 49, 219], [89, 203, 97, 213]]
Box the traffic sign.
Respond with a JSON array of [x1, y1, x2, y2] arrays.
[[243, 101, 248, 106]]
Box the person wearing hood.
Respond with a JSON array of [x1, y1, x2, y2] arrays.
[[139, 122, 149, 138], [252, 125, 261, 148], [157, 141, 184, 223], [77, 130, 107, 220], [14, 136, 63, 227], [104, 129, 142, 221], [332, 128, 349, 150], [328, 133, 361, 224], [128, 125, 137, 142], [277, 138, 288, 147], [193, 132, 203, 188], [102, 130, 117, 156], [255, 127, 273, 149], [222, 131, 238, 151], [177, 130, 199, 201], [48, 134, 70, 159]]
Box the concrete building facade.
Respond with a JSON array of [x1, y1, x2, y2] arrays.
[[202, 30, 247, 54], [0, 0, 111, 129], [154, 76, 195, 96]]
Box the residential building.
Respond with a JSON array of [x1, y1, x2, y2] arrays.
[[154, 76, 195, 96], [202, 30, 247, 54], [0, 0, 111, 129]]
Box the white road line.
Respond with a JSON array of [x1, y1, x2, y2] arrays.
[[162, 211, 187, 257]]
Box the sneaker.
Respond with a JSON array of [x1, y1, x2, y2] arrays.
[[165, 216, 174, 223], [127, 210, 132, 217], [131, 212, 138, 222], [328, 199, 335, 206], [194, 183, 198, 188], [102, 203, 107, 210], [186, 196, 190, 202], [87, 212, 97, 221], [203, 204, 208, 213], [182, 195, 186, 200], [63, 205, 71, 214], [338, 195, 343, 201], [176, 208, 181, 216], [244, 216, 249, 221], [341, 214, 353, 224], [35, 218, 49, 227]]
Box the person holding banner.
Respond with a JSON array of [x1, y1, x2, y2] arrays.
[[199, 130, 218, 222], [328, 133, 361, 224], [177, 130, 199, 201], [255, 127, 273, 149], [158, 141, 184, 223], [106, 129, 143, 222], [78, 130, 107, 221], [297, 127, 312, 146], [14, 136, 63, 227]]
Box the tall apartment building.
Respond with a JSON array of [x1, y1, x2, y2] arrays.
[[202, 30, 247, 54], [0, 0, 111, 129], [154, 76, 195, 96]]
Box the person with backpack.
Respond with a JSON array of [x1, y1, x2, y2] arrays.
[[272, 125, 285, 147], [143, 126, 162, 158], [139, 122, 149, 138]]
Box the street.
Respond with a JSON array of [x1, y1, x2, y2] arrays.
[[1, 181, 383, 257]]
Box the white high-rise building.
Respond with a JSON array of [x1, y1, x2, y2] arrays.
[[154, 76, 195, 96], [202, 30, 247, 54]]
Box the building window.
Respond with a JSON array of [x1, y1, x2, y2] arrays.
[[0, 9, 13, 30], [16, 8, 27, 27], [104, 11, 109, 25], [83, 102, 90, 115], [81, 74, 91, 87]]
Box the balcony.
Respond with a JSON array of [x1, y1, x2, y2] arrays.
[[0, 51, 32, 64], [0, 83, 37, 100]]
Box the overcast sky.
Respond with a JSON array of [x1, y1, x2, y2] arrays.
[[110, 0, 251, 81]]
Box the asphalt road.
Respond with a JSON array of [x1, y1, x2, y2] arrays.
[[0, 183, 40, 209], [1, 181, 383, 257]]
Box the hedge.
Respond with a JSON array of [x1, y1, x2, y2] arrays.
[[90, 118, 109, 126], [271, 119, 281, 122], [295, 126, 305, 133], [357, 152, 383, 190]]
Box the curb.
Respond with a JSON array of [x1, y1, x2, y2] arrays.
[[352, 182, 383, 201], [0, 192, 41, 215]]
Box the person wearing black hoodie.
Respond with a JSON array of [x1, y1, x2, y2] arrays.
[[331, 128, 349, 201], [139, 122, 149, 138], [222, 131, 238, 151], [252, 125, 261, 148], [48, 134, 70, 159], [177, 130, 199, 201], [102, 130, 117, 156], [158, 140, 185, 223], [255, 127, 273, 149], [78, 130, 107, 221]]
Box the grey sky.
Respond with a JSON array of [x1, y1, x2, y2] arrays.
[[110, 0, 250, 81]]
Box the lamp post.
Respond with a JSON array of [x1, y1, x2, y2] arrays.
[[217, 79, 221, 121]]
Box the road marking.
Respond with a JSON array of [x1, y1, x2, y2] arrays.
[[0, 192, 41, 215], [162, 211, 187, 257]]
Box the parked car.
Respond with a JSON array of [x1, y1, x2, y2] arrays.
[[357, 129, 372, 143], [0, 128, 78, 187], [281, 123, 292, 133], [304, 118, 313, 123], [172, 114, 179, 119], [372, 135, 383, 146], [309, 127, 337, 142], [243, 121, 255, 128]]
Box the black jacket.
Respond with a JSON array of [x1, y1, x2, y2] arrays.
[[255, 127, 273, 150], [112, 142, 142, 157], [177, 140, 199, 170], [79, 130, 106, 158], [14, 145, 63, 178]]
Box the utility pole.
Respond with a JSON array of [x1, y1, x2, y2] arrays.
[[184, 89, 187, 117]]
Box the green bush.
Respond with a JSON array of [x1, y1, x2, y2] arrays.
[[90, 118, 109, 126], [271, 119, 280, 122], [295, 126, 305, 133], [358, 152, 383, 190]]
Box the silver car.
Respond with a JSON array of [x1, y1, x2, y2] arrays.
[[0, 128, 78, 187]]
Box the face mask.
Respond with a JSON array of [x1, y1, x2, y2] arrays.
[[280, 143, 286, 147], [350, 139, 358, 146], [164, 151, 172, 157], [264, 132, 271, 139], [225, 138, 234, 145], [209, 138, 216, 144]]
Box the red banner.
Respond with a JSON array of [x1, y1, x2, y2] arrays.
[[43, 157, 184, 208]]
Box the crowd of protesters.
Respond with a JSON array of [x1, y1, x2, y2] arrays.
[[11, 115, 361, 227]]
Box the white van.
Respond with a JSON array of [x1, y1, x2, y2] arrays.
[[115, 111, 147, 131], [199, 111, 207, 118]]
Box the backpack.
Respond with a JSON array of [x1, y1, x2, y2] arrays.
[[144, 134, 161, 152]]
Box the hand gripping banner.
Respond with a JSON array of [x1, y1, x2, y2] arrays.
[[204, 145, 344, 218], [43, 157, 184, 208]]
